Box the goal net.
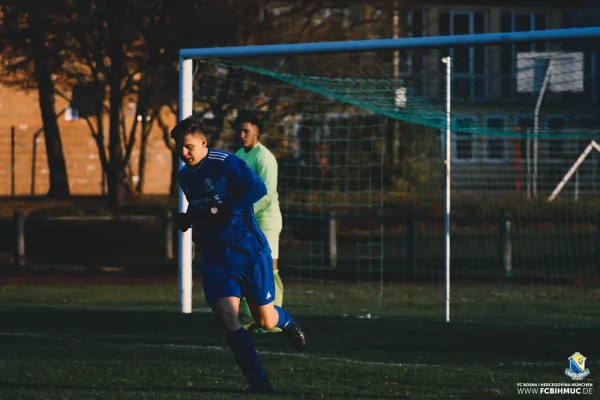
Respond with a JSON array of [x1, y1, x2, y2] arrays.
[[180, 28, 600, 326]]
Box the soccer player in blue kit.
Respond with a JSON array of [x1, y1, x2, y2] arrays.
[[171, 115, 306, 394]]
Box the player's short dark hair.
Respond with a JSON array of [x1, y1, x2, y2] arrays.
[[170, 114, 206, 141], [236, 114, 261, 130]]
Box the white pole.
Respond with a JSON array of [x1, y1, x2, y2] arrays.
[[575, 170, 579, 201], [533, 60, 553, 198], [179, 58, 194, 314], [442, 56, 452, 323], [548, 141, 600, 202], [526, 133, 531, 199]]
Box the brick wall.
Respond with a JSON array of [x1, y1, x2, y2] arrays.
[[0, 85, 176, 196]]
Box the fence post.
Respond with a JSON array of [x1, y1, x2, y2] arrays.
[[14, 212, 25, 267], [11, 126, 15, 197], [406, 210, 417, 273], [31, 133, 38, 196], [329, 212, 337, 268], [500, 212, 512, 277], [165, 209, 174, 260], [596, 214, 600, 272]]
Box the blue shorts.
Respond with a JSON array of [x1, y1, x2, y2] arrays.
[[202, 254, 275, 306]]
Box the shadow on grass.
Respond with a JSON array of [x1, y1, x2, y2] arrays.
[[0, 382, 408, 399], [1, 306, 599, 367], [0, 382, 242, 395]]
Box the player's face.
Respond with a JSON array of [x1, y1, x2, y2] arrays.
[[239, 122, 259, 149], [178, 133, 207, 167]]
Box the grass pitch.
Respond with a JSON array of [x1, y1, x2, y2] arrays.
[[0, 280, 598, 399]]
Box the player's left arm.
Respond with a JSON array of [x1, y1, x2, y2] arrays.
[[252, 152, 278, 215], [226, 155, 267, 210]]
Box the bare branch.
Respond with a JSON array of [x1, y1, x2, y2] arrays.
[[157, 111, 176, 152]]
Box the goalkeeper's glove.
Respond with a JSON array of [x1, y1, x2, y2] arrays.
[[174, 199, 231, 233]]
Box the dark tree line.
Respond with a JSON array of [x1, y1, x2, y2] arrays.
[[0, 0, 404, 207]]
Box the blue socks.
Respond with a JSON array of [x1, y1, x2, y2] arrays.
[[224, 308, 295, 385], [224, 327, 267, 383], [274, 305, 294, 331]]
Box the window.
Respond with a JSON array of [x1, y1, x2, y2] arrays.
[[427, 115, 475, 161], [546, 116, 567, 159], [454, 116, 476, 161], [575, 116, 600, 153], [562, 15, 597, 102], [577, 116, 600, 136], [500, 13, 549, 98], [397, 10, 426, 76], [565, 7, 600, 28], [439, 12, 487, 100], [514, 115, 567, 161], [577, 116, 600, 131], [484, 116, 508, 160]]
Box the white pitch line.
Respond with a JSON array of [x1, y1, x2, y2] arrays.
[[143, 343, 440, 368], [144, 344, 564, 368], [0, 331, 436, 368], [0, 331, 563, 368]]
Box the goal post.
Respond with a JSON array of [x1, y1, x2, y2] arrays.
[[178, 58, 194, 314], [177, 26, 600, 324]]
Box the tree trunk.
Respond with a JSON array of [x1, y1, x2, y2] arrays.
[[106, 0, 126, 209], [29, 5, 70, 199], [135, 118, 151, 193], [105, 160, 126, 208], [157, 112, 180, 197]]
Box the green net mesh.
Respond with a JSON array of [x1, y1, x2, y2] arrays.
[[191, 38, 600, 326]]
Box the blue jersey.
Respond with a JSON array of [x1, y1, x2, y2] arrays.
[[178, 149, 271, 268]]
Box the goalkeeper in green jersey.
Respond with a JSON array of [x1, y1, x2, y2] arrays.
[[235, 116, 284, 333]]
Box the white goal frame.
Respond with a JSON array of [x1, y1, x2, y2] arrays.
[[177, 27, 600, 320]]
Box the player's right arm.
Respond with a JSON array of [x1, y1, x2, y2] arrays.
[[175, 168, 194, 231], [174, 166, 193, 232], [176, 167, 208, 230]]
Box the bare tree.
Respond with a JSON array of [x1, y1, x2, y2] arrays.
[[0, 0, 71, 198], [57, 0, 183, 206]]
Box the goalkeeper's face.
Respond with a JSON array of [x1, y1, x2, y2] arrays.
[[239, 122, 259, 149], [178, 133, 208, 167]]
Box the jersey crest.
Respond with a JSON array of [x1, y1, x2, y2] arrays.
[[204, 178, 214, 191]]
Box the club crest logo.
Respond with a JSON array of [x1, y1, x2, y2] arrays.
[[565, 352, 590, 380], [210, 207, 218, 215], [204, 178, 214, 191]]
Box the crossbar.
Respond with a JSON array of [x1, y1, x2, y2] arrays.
[[180, 27, 600, 59]]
